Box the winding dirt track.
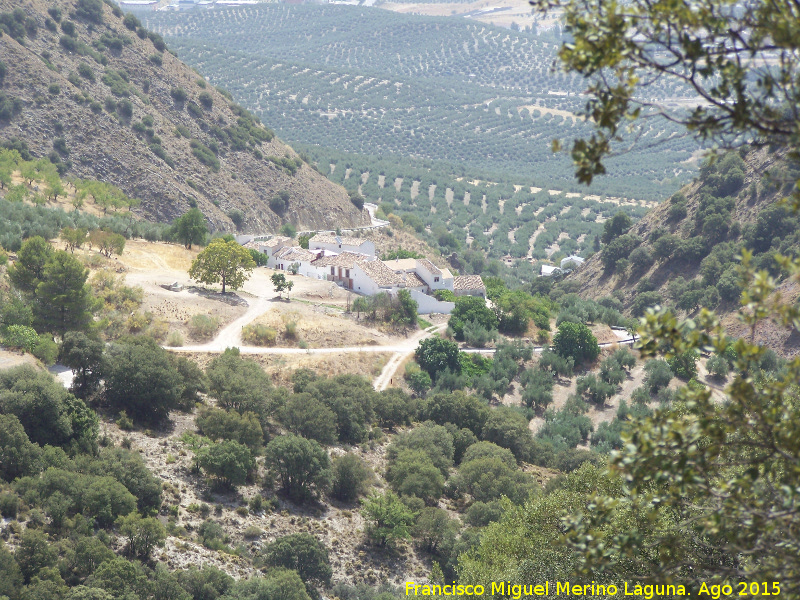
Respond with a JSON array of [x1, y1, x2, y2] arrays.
[[168, 302, 634, 391]]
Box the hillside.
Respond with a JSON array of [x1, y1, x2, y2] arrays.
[[566, 146, 800, 355], [0, 0, 368, 233]]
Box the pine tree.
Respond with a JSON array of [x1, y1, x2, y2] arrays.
[[34, 251, 93, 334]]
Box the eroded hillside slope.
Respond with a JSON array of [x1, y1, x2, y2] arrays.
[[0, 0, 368, 232], [566, 146, 800, 355]]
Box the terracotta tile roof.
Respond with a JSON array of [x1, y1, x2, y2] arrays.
[[263, 236, 292, 249], [242, 240, 264, 250], [310, 233, 369, 247], [401, 272, 428, 288], [359, 259, 406, 287], [417, 259, 442, 276], [311, 251, 366, 268], [275, 247, 316, 262], [384, 258, 418, 271], [453, 275, 485, 291]]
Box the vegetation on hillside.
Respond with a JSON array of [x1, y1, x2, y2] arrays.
[[147, 5, 699, 201], [0, 0, 364, 233]]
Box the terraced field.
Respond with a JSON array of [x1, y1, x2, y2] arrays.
[[145, 5, 701, 200], [144, 4, 699, 270]]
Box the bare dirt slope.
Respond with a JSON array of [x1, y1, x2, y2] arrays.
[[0, 0, 368, 233]]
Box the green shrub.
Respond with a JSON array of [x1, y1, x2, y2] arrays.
[[190, 140, 220, 171], [75, 0, 105, 24], [187, 101, 203, 119], [464, 500, 504, 527], [166, 331, 184, 347], [196, 406, 263, 450], [149, 143, 175, 168], [643, 359, 673, 393], [331, 454, 372, 502], [123, 12, 140, 31], [198, 91, 213, 109], [170, 87, 187, 102], [188, 314, 220, 340], [667, 350, 699, 381], [0, 492, 19, 518], [33, 334, 58, 365], [2, 325, 37, 352], [242, 323, 276, 346], [707, 354, 729, 379]]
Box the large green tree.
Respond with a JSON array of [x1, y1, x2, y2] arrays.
[[60, 332, 105, 399], [219, 570, 311, 600], [34, 251, 94, 335], [448, 295, 497, 341], [195, 440, 254, 489], [0, 365, 97, 450], [263, 434, 331, 503], [552, 321, 600, 364], [173, 208, 208, 249], [189, 238, 255, 294], [261, 534, 332, 591], [117, 511, 166, 558], [415, 336, 460, 380], [0, 414, 40, 481], [8, 236, 53, 298], [205, 347, 273, 417], [361, 490, 416, 548], [103, 337, 182, 423]]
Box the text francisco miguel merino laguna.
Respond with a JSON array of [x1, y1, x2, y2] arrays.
[[405, 581, 689, 598]]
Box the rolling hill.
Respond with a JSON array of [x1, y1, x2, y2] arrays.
[[144, 4, 701, 201], [0, 0, 369, 233], [565, 146, 800, 356]]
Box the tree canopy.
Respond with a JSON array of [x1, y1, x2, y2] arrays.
[[189, 238, 255, 294], [103, 337, 182, 423], [531, 0, 800, 189], [264, 434, 331, 503], [552, 321, 600, 364], [173, 208, 208, 249]]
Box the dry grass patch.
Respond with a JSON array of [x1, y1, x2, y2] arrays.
[[249, 302, 402, 348]]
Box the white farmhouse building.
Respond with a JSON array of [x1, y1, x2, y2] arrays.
[[560, 255, 585, 269], [239, 236, 484, 313], [269, 246, 320, 278], [541, 264, 562, 277], [244, 236, 293, 260], [309, 233, 376, 259], [414, 259, 454, 291]]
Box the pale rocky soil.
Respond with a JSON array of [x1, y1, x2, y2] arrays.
[[247, 302, 412, 349], [104, 405, 430, 589], [177, 351, 392, 388], [0, 349, 39, 371]]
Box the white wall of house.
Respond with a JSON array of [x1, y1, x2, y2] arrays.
[[415, 261, 454, 291], [349, 263, 381, 295], [410, 290, 454, 314], [310, 239, 376, 259]]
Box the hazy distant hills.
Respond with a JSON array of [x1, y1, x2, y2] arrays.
[[0, 0, 368, 232]]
